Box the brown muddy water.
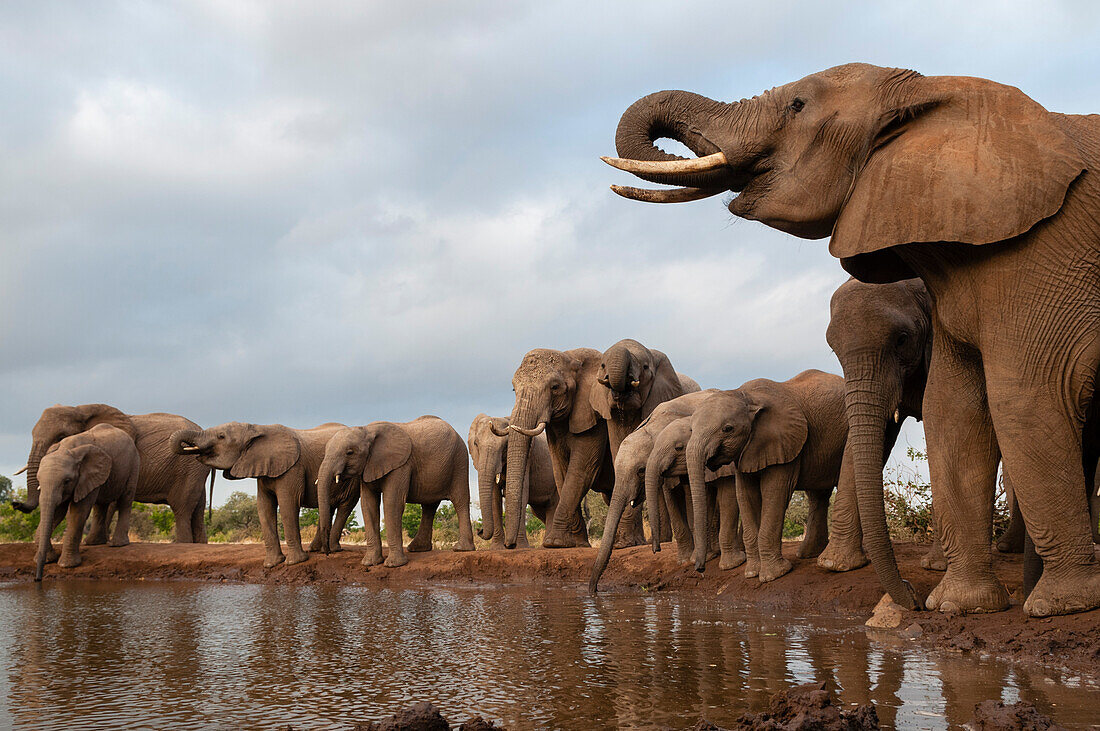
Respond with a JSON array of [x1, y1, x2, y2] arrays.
[[0, 581, 1096, 730]]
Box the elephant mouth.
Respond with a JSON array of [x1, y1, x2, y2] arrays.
[[178, 443, 203, 454]]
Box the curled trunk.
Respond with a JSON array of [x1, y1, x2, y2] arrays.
[[589, 475, 635, 592], [686, 439, 711, 572], [845, 376, 919, 610], [13, 444, 47, 513], [170, 429, 204, 455]]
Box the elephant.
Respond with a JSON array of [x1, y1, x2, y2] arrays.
[[682, 370, 864, 581], [316, 416, 474, 568], [605, 63, 1100, 616], [467, 414, 569, 549], [171, 422, 345, 567], [589, 389, 729, 591], [34, 424, 139, 580], [14, 404, 212, 543]]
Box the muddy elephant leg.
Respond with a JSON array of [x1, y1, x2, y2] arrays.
[[756, 466, 798, 582], [276, 487, 308, 566], [58, 500, 94, 569], [614, 502, 645, 549], [381, 482, 409, 568], [544, 441, 600, 549], [324, 501, 355, 553], [996, 474, 1025, 553], [736, 473, 762, 579], [515, 504, 532, 549], [816, 445, 868, 571], [360, 486, 383, 566], [921, 533, 947, 572], [798, 490, 831, 559], [716, 476, 746, 570], [191, 501, 208, 544], [257, 487, 285, 568], [171, 501, 195, 543], [109, 500, 132, 547], [84, 503, 112, 545], [923, 340, 1007, 614], [705, 484, 720, 562], [666, 481, 694, 563], [43, 503, 67, 563], [408, 501, 438, 552]]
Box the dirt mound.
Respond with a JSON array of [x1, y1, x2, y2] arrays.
[[700, 682, 879, 730], [967, 700, 1068, 731]]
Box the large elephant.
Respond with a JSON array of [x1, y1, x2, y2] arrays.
[[34, 424, 139, 580], [467, 414, 569, 549], [317, 417, 474, 568], [605, 63, 1100, 616], [589, 389, 726, 591], [683, 371, 864, 581], [13, 404, 213, 543], [171, 422, 345, 567]]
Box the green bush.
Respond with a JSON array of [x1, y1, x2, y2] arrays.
[[128, 503, 176, 541], [782, 492, 808, 538], [208, 491, 263, 542], [0, 478, 42, 542]]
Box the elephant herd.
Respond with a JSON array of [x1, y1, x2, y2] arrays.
[[15, 63, 1100, 621]]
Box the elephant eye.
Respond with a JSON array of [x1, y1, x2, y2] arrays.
[[722, 425, 734, 433], [345, 448, 354, 456], [896, 332, 910, 349], [217, 434, 225, 440], [790, 97, 805, 113]]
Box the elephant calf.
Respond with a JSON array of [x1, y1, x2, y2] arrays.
[[468, 414, 572, 549], [34, 424, 140, 581], [172, 421, 348, 567], [318, 416, 474, 568]]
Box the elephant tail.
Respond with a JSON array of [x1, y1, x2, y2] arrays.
[[207, 469, 215, 521]]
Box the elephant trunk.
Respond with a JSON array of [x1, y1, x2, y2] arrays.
[[170, 429, 205, 456], [589, 470, 636, 592], [505, 395, 544, 548], [477, 452, 503, 541], [13, 444, 47, 513], [614, 90, 741, 189], [844, 372, 919, 610], [605, 344, 631, 394], [686, 437, 711, 572], [316, 455, 341, 554], [644, 457, 663, 553], [34, 493, 58, 582]]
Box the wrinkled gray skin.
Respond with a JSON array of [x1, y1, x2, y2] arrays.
[[34, 425, 139, 581], [317, 417, 474, 568], [590, 389, 723, 591], [685, 371, 865, 582], [468, 414, 564, 549], [15, 404, 212, 543], [171, 422, 345, 567]]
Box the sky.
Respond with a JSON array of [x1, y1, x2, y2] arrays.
[[3, 1, 1100, 508]]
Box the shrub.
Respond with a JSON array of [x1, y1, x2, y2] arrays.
[[0, 479, 41, 542], [207, 491, 263, 543], [128, 503, 176, 541]]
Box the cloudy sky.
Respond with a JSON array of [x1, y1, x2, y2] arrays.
[[3, 2, 1099, 507]]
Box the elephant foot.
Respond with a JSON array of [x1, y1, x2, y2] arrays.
[[486, 539, 507, 551], [307, 542, 324, 553], [543, 529, 587, 548], [108, 537, 130, 548], [612, 535, 643, 550], [744, 557, 760, 579], [676, 542, 695, 564], [361, 552, 384, 566], [926, 570, 1010, 614], [285, 551, 309, 566], [453, 537, 475, 552], [816, 543, 869, 573], [407, 539, 433, 552], [44, 544, 60, 564], [996, 527, 1025, 554], [796, 537, 828, 559], [719, 550, 747, 571], [384, 551, 409, 568], [263, 553, 286, 569], [84, 534, 108, 546], [329, 543, 343, 553], [57, 553, 82, 569], [1023, 564, 1100, 617], [757, 557, 793, 583], [920, 543, 947, 572]]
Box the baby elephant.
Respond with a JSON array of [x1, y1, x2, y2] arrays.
[[34, 424, 139, 581], [468, 413, 572, 549], [317, 416, 474, 568]]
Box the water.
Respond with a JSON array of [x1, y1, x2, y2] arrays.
[[0, 581, 1095, 730]]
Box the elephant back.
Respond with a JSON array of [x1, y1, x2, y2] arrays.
[[130, 413, 211, 504]]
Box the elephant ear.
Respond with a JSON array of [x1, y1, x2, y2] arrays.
[[640, 349, 684, 419], [568, 348, 604, 434], [467, 415, 485, 465], [230, 425, 300, 479], [76, 404, 137, 441], [71, 444, 112, 502], [832, 74, 1086, 283], [737, 383, 808, 474], [363, 424, 413, 483]]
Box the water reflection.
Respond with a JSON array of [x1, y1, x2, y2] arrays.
[[0, 581, 1095, 730]]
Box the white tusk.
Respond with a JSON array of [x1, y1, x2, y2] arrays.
[[495, 473, 502, 486], [609, 185, 724, 204], [508, 422, 547, 437], [893, 409, 900, 424], [334, 474, 340, 485], [630, 380, 641, 388], [601, 152, 728, 176], [13, 465, 27, 475]]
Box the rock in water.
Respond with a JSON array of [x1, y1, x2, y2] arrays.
[[729, 681, 879, 730], [355, 701, 450, 731], [865, 593, 907, 629], [965, 700, 1067, 730]]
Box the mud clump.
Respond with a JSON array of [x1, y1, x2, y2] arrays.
[[965, 700, 1066, 731], [351, 702, 501, 731], [698, 682, 879, 730]]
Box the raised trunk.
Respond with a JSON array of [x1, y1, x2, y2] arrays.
[[505, 395, 543, 548], [34, 494, 58, 581], [316, 456, 339, 554], [589, 474, 634, 592], [478, 453, 502, 541], [14, 444, 47, 512], [615, 90, 739, 189], [686, 438, 711, 572], [169, 428, 204, 455], [605, 345, 631, 394], [845, 376, 919, 610]]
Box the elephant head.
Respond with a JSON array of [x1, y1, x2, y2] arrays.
[[826, 278, 932, 609], [34, 443, 112, 581], [503, 348, 602, 547], [685, 385, 807, 571], [170, 422, 300, 478], [592, 340, 683, 426], [605, 63, 1085, 283], [467, 414, 513, 542], [316, 424, 413, 552], [15, 404, 134, 514]]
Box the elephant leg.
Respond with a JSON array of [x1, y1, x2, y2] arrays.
[[921, 532, 947, 572], [171, 504, 195, 543], [408, 501, 438, 552], [988, 386, 1100, 618], [514, 504, 532, 549], [360, 487, 383, 566], [1022, 530, 1043, 599], [923, 340, 1008, 614], [716, 476, 746, 570], [755, 466, 798, 582], [256, 487, 285, 568], [381, 483, 409, 568], [324, 501, 354, 553], [666, 481, 694, 564], [996, 475, 1026, 553], [798, 490, 831, 559], [705, 484, 720, 562], [109, 500, 132, 547], [191, 501, 208, 544], [736, 473, 762, 579], [276, 487, 308, 566], [58, 500, 94, 569], [613, 502, 645, 549], [544, 442, 599, 549], [84, 503, 112, 545], [816, 446, 869, 571], [658, 489, 674, 543], [43, 503, 67, 563]]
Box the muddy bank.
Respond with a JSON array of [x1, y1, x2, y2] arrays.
[[1, 540, 1097, 675]]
